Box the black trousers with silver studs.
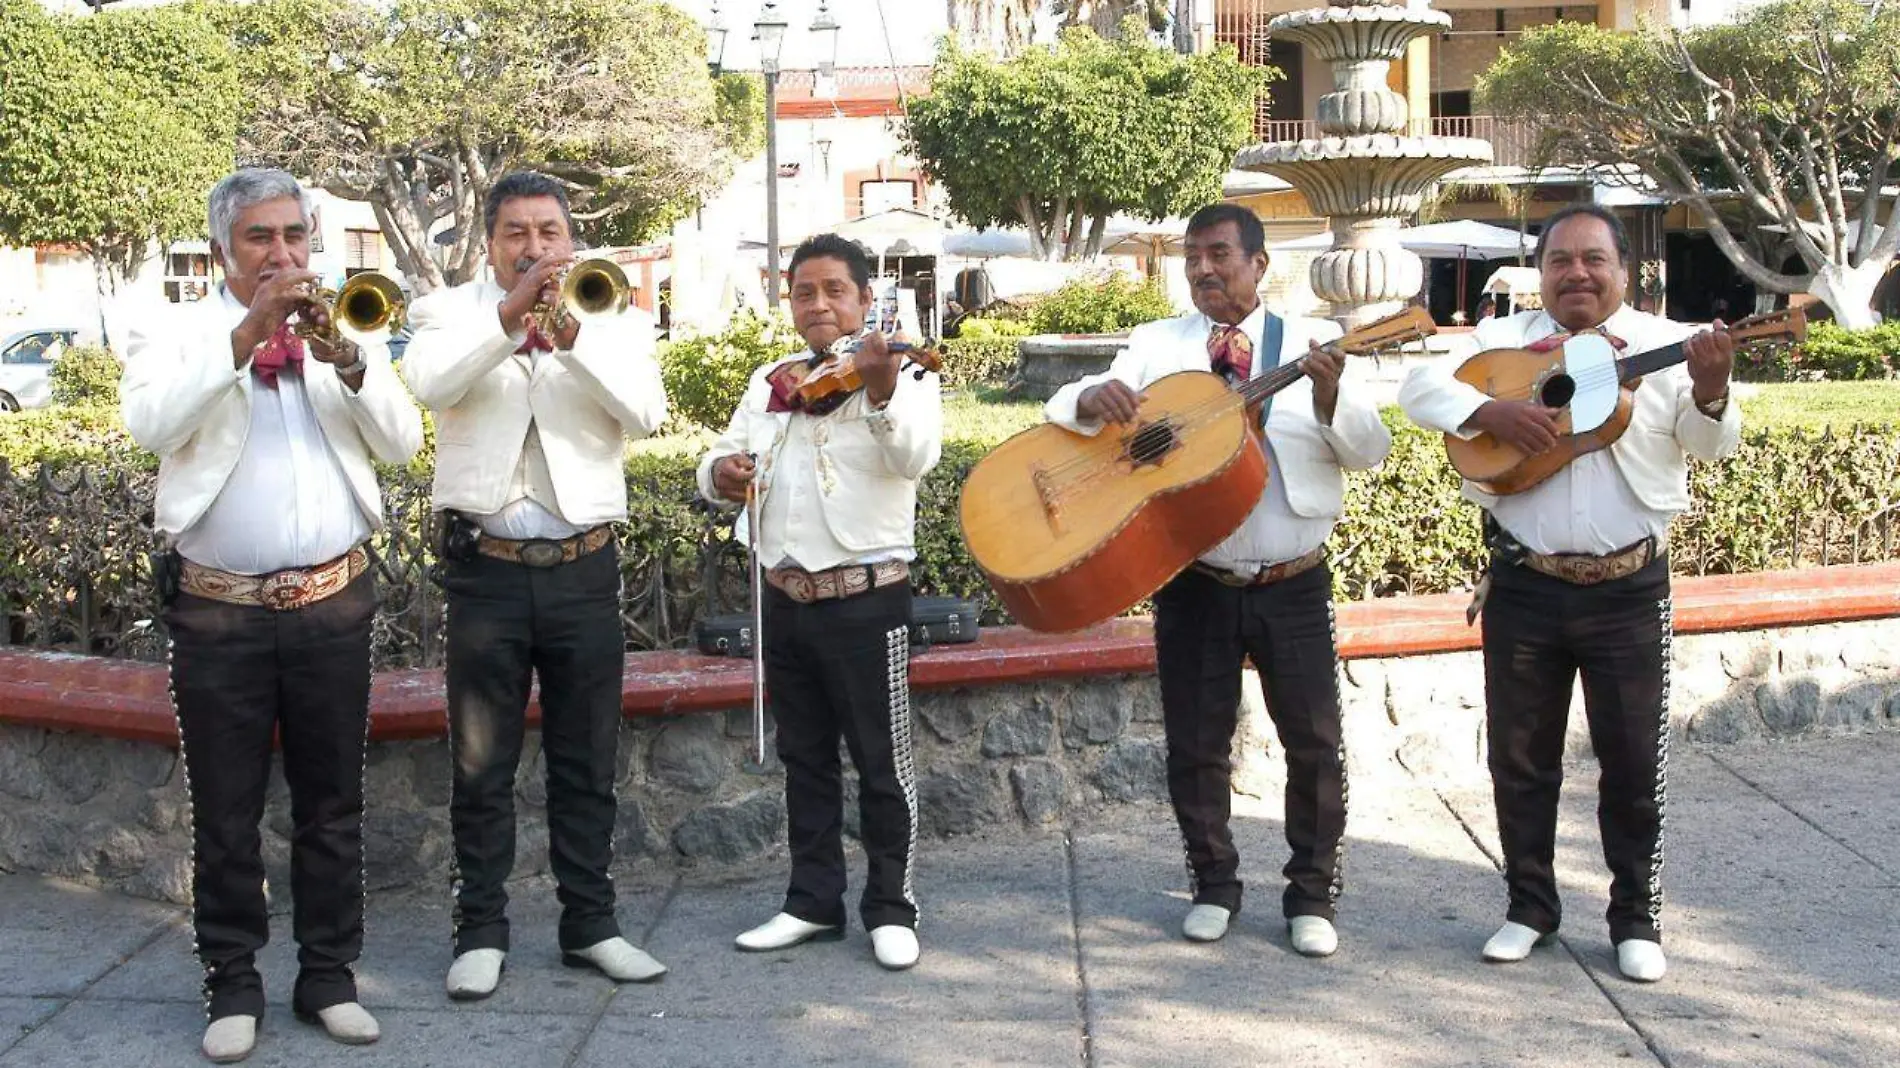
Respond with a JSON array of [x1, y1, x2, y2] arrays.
[[166, 574, 375, 1021]]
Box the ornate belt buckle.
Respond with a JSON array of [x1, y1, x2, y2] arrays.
[[777, 569, 818, 603], [519, 540, 565, 568], [257, 569, 315, 611]]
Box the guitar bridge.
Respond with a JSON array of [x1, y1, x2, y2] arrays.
[[1031, 464, 1064, 534]]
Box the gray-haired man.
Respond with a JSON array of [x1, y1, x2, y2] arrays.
[[122, 167, 423, 1061]]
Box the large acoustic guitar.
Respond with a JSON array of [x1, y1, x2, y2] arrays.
[[1445, 308, 1805, 495], [959, 306, 1434, 633]]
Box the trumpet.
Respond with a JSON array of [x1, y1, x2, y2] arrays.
[[292, 271, 406, 343], [532, 257, 630, 336]]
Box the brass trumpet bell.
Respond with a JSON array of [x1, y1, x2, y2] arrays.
[[335, 272, 406, 337], [293, 271, 406, 342], [558, 257, 631, 322]]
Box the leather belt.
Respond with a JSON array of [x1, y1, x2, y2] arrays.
[[179, 547, 370, 612], [766, 560, 909, 604], [477, 525, 613, 568], [1191, 547, 1327, 588], [1517, 535, 1665, 586]]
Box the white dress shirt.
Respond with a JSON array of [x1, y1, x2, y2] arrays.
[[1398, 306, 1743, 556], [121, 285, 423, 574], [177, 362, 372, 573], [1197, 305, 1334, 572], [470, 346, 586, 540], [1044, 304, 1392, 577], [1485, 311, 1670, 554]]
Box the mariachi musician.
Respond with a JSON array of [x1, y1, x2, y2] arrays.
[[1398, 205, 1738, 982], [697, 233, 943, 972], [121, 167, 423, 1063], [1045, 204, 1391, 955], [401, 171, 670, 1000]]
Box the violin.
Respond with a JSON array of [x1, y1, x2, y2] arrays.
[[767, 334, 943, 415]]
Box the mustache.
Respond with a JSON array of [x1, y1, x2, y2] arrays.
[[513, 257, 539, 275]]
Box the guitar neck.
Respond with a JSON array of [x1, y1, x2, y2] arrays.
[[1616, 340, 1689, 383], [1235, 359, 1308, 406], [1611, 310, 1800, 383], [1227, 305, 1436, 405]]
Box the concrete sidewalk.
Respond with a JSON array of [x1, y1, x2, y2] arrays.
[[2, 735, 1895, 1068]]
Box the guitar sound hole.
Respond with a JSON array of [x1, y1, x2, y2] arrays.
[[1539, 374, 1576, 409], [1125, 421, 1178, 467]]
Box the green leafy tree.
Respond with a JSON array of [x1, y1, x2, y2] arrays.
[[0, 0, 238, 299], [905, 21, 1265, 261], [658, 309, 802, 430], [235, 0, 746, 293], [1479, 0, 1900, 326]]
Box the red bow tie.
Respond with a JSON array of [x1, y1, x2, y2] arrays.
[[515, 325, 555, 355], [253, 323, 305, 387]]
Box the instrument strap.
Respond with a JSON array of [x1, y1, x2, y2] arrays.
[[1255, 312, 1285, 428]]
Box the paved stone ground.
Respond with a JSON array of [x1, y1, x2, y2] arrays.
[[2, 734, 1895, 1068]]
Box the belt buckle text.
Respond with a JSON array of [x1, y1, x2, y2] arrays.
[[257, 569, 315, 611]]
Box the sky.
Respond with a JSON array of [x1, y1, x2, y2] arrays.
[[669, 0, 1057, 72]]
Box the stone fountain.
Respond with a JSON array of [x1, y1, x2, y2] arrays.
[[1235, 0, 1492, 329]]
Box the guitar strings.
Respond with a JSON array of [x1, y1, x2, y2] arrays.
[[1027, 334, 1438, 494], [1019, 327, 1779, 509]]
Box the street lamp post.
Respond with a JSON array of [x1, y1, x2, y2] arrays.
[[753, 3, 788, 308], [706, 2, 843, 311]]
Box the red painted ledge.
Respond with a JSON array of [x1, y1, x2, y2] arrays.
[[3, 562, 1896, 749]]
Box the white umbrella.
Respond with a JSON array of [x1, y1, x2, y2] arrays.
[[1396, 220, 1535, 260], [943, 229, 1035, 259]]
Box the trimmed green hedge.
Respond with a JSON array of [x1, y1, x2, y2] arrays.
[[1738, 321, 1900, 383], [10, 403, 1895, 627], [48, 346, 122, 407], [1027, 274, 1175, 336], [938, 337, 1020, 389]]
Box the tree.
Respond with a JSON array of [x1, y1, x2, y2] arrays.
[[946, 0, 1041, 57], [905, 21, 1265, 261], [235, 0, 745, 293], [1052, 0, 1170, 39], [1479, 0, 1900, 326], [0, 0, 238, 301]]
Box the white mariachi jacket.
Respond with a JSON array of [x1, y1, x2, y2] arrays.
[[1044, 308, 1392, 523], [1398, 306, 1743, 514], [121, 287, 423, 538], [400, 281, 669, 526], [695, 351, 944, 557]]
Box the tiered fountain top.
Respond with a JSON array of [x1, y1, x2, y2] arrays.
[[1233, 0, 1490, 219]]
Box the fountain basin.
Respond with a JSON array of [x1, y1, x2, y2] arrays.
[[1235, 136, 1494, 218]]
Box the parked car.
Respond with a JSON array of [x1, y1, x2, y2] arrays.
[[0, 326, 92, 412]]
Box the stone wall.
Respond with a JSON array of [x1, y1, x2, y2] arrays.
[[1015, 336, 1124, 400], [2, 617, 1896, 904]]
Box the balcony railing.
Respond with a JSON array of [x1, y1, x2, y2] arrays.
[[1251, 116, 1540, 169]]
